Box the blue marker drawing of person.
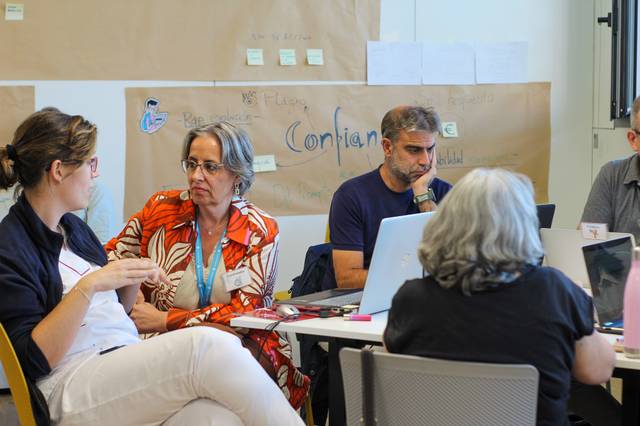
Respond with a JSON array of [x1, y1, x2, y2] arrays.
[[140, 97, 168, 134]]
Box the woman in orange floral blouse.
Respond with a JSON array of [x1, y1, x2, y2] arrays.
[[105, 121, 309, 409]]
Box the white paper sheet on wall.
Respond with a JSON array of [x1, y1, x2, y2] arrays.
[[367, 41, 422, 85], [475, 42, 528, 84], [422, 42, 475, 85]]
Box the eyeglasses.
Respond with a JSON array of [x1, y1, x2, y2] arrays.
[[71, 156, 98, 174], [46, 156, 98, 173], [181, 159, 224, 175]]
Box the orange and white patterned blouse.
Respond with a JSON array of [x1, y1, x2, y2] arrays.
[[105, 190, 309, 408]]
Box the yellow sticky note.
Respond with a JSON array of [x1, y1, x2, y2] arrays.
[[5, 3, 24, 21], [246, 48, 264, 66], [307, 49, 324, 65], [279, 49, 297, 66]]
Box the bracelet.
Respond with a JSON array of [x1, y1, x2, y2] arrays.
[[74, 286, 92, 303]]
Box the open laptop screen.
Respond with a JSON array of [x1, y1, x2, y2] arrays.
[[536, 203, 555, 229], [582, 236, 633, 327]]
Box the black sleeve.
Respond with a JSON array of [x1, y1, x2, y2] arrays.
[[383, 279, 424, 353], [568, 280, 595, 338], [0, 255, 52, 381], [553, 269, 595, 339]]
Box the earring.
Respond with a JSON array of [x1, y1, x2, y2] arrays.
[[234, 182, 240, 196]]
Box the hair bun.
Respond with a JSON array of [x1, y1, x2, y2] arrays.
[[5, 144, 17, 161], [0, 145, 18, 189]]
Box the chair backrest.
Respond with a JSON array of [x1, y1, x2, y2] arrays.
[[339, 348, 539, 426], [0, 323, 36, 426]]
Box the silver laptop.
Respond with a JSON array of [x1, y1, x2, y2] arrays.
[[280, 212, 435, 314], [582, 235, 634, 333], [541, 228, 635, 287], [357, 212, 434, 314]]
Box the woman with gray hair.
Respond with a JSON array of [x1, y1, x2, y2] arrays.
[[384, 168, 616, 425], [106, 121, 310, 410]]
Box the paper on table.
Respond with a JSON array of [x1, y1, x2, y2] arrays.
[[475, 42, 528, 84], [422, 42, 475, 85], [367, 41, 422, 85]]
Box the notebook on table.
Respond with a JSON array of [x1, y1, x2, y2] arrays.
[[278, 211, 435, 315]]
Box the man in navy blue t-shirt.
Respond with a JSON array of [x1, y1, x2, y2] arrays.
[[328, 105, 452, 288]]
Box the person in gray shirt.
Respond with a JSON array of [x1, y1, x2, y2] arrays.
[[581, 96, 640, 242]]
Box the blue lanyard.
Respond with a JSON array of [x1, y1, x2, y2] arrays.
[[194, 222, 226, 308]]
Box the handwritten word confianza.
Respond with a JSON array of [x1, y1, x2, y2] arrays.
[[284, 107, 378, 166]]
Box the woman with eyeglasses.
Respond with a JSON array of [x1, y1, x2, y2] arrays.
[[0, 108, 303, 425], [105, 121, 310, 410]]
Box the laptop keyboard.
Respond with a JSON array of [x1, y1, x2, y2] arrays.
[[313, 291, 363, 307]]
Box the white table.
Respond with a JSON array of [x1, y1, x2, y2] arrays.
[[233, 313, 640, 426], [232, 312, 387, 342]]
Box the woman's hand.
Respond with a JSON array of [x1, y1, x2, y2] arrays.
[[79, 259, 167, 294], [130, 302, 168, 333]]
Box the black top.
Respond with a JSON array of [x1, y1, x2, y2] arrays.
[[0, 193, 106, 423], [384, 266, 594, 426]]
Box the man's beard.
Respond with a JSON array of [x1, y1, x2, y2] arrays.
[[389, 162, 413, 185], [389, 159, 429, 185]]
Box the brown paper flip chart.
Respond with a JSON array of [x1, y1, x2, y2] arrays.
[[0, 86, 34, 148], [0, 0, 379, 81], [124, 83, 550, 217], [0, 86, 34, 212]]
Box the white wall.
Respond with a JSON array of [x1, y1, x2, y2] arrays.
[[410, 0, 595, 230], [0, 0, 596, 292]]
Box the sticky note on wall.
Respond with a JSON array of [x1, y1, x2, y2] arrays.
[[246, 49, 264, 66], [279, 49, 296, 66], [442, 122, 458, 138], [307, 49, 324, 65], [5, 3, 24, 21], [253, 155, 277, 172]]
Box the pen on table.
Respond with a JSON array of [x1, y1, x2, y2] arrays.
[[343, 314, 371, 321]]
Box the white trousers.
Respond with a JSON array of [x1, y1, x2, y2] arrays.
[[46, 327, 303, 426]]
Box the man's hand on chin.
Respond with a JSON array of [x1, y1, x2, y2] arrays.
[[411, 165, 436, 195]]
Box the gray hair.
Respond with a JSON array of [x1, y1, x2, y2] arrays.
[[418, 168, 544, 295], [181, 121, 255, 195], [381, 106, 442, 142], [632, 96, 640, 130]]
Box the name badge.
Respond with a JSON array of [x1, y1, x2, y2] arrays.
[[222, 267, 252, 292], [580, 222, 608, 240]]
